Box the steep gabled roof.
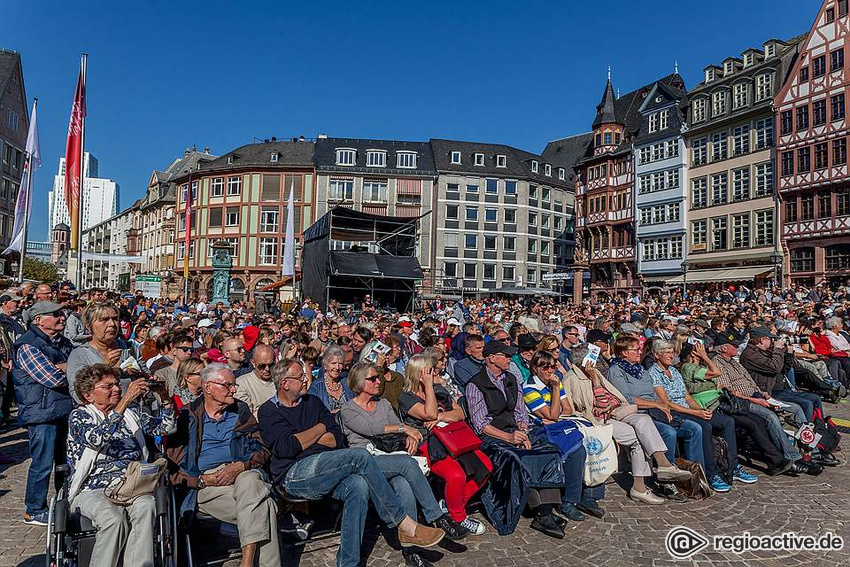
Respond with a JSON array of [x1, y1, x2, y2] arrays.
[[541, 132, 593, 188], [592, 78, 618, 128]]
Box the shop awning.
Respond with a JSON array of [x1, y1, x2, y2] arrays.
[[260, 273, 301, 291], [667, 266, 772, 284]]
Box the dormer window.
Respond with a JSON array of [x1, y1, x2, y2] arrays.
[[336, 148, 356, 166], [451, 151, 462, 164], [765, 43, 776, 58], [474, 153, 485, 166], [396, 151, 417, 169], [496, 154, 507, 168], [531, 160, 539, 173], [724, 61, 735, 75], [270, 152, 279, 163], [660, 110, 669, 130], [544, 164, 552, 177], [705, 68, 715, 83], [558, 168, 565, 181], [227, 155, 234, 165], [743, 53, 755, 67], [366, 150, 386, 167], [649, 113, 659, 133]]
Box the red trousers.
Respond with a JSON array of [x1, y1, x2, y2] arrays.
[[421, 444, 492, 522]]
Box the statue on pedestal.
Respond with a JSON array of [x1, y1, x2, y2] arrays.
[[211, 240, 233, 306]]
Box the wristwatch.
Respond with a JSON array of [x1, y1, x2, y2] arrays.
[[397, 425, 405, 434], [197, 476, 206, 490]]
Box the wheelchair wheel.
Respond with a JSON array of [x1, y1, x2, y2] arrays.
[[154, 482, 178, 567], [46, 493, 69, 567]]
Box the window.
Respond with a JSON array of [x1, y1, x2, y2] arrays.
[[259, 238, 278, 265], [692, 219, 707, 246], [503, 266, 515, 282], [363, 179, 387, 202], [786, 201, 798, 222], [692, 138, 707, 166], [528, 240, 537, 253], [558, 168, 565, 180], [832, 94, 846, 121], [446, 204, 458, 220], [464, 263, 476, 279], [755, 118, 773, 149], [711, 132, 728, 161], [531, 160, 538, 173], [466, 207, 478, 221], [814, 55, 826, 78], [643, 240, 656, 261], [541, 241, 550, 257], [711, 217, 728, 250], [505, 180, 517, 195], [527, 269, 537, 284], [733, 83, 748, 109], [732, 168, 750, 201], [466, 183, 479, 193], [813, 99, 827, 126], [444, 262, 457, 277], [838, 189, 850, 216], [639, 147, 651, 164], [755, 163, 773, 197], [781, 110, 793, 134], [732, 213, 750, 248], [475, 153, 485, 166], [800, 66, 810, 82], [756, 74, 771, 101], [336, 148, 356, 166], [496, 155, 507, 168], [261, 174, 281, 201], [260, 207, 279, 232], [666, 139, 679, 158], [711, 173, 728, 205], [841, 0, 849, 17], [177, 241, 195, 260], [706, 68, 716, 83], [652, 143, 664, 161], [211, 177, 224, 197], [542, 215, 551, 229], [733, 125, 750, 155], [791, 249, 814, 273], [529, 184, 538, 199], [554, 216, 562, 231], [815, 143, 829, 170], [659, 110, 669, 130], [270, 151, 279, 163], [831, 49, 844, 73], [464, 234, 477, 249], [798, 146, 811, 173], [529, 212, 537, 226], [819, 193, 832, 218], [396, 152, 417, 169], [227, 176, 242, 196], [208, 208, 223, 227], [781, 151, 794, 177], [366, 150, 386, 167], [692, 178, 708, 208], [328, 178, 354, 200], [797, 105, 810, 131], [483, 264, 496, 280], [504, 208, 516, 224], [544, 164, 552, 176], [445, 233, 458, 248], [835, 138, 848, 165], [504, 236, 516, 251], [542, 187, 550, 202], [693, 98, 707, 122], [485, 208, 497, 222], [712, 91, 727, 116], [484, 235, 497, 250], [485, 179, 498, 194], [754, 210, 774, 247], [649, 113, 659, 132], [446, 183, 459, 194], [671, 238, 682, 259], [801, 195, 815, 220], [451, 151, 461, 164], [603, 132, 613, 145], [225, 206, 240, 226]]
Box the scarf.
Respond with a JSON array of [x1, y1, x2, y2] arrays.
[[610, 356, 645, 382]]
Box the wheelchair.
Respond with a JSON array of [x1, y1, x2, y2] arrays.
[[46, 463, 178, 567]]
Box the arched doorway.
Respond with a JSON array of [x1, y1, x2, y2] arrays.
[[230, 277, 246, 303]]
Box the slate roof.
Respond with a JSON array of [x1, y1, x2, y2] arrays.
[[592, 79, 617, 128], [201, 140, 314, 175], [314, 138, 435, 176], [144, 149, 218, 207], [0, 50, 22, 105], [540, 132, 593, 188]]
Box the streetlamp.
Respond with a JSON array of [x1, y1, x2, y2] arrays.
[[681, 260, 689, 296], [769, 250, 783, 288]]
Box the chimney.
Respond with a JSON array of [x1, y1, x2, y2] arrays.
[[271, 136, 277, 142], [299, 135, 306, 142], [318, 133, 327, 139], [264, 139, 269, 143], [203, 147, 210, 154]]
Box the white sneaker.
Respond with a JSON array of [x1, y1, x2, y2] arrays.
[[459, 516, 486, 535], [438, 499, 448, 514]]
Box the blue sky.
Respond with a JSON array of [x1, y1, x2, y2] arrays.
[[3, 0, 818, 240]]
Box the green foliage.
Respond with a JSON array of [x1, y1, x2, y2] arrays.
[[23, 256, 58, 284]]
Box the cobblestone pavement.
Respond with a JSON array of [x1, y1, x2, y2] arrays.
[[2, 403, 850, 567]]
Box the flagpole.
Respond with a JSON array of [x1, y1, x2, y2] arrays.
[[16, 100, 37, 284], [75, 53, 87, 290]]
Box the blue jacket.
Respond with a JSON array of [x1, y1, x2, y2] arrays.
[[452, 355, 485, 387], [307, 377, 354, 410], [12, 326, 73, 426]]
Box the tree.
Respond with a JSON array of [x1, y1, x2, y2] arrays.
[[23, 256, 58, 284]]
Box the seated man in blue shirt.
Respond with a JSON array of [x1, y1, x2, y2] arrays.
[[451, 334, 485, 387], [258, 358, 444, 567], [168, 363, 280, 567]]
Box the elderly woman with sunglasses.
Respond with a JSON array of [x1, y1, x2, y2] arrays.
[[338, 361, 469, 564]]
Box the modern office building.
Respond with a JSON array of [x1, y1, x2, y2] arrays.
[[48, 152, 120, 234]]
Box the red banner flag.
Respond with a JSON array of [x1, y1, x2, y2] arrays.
[[64, 66, 86, 249]]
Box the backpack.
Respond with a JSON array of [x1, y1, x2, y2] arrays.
[[712, 436, 734, 484], [812, 407, 841, 454], [673, 458, 712, 500]]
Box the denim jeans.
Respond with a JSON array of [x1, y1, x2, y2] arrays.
[[652, 418, 704, 470], [560, 443, 586, 506], [373, 454, 443, 524], [773, 390, 822, 422], [748, 403, 802, 461], [679, 412, 739, 477], [25, 420, 67, 516], [283, 448, 407, 567]]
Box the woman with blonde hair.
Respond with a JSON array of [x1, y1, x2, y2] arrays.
[[174, 356, 205, 405], [536, 335, 569, 379]]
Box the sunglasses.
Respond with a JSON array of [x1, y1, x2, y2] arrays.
[[365, 374, 381, 382], [255, 363, 274, 371], [538, 364, 557, 370], [177, 346, 193, 353]]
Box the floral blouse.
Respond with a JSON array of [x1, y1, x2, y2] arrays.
[[67, 404, 174, 492]]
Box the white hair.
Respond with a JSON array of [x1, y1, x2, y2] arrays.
[[201, 362, 233, 385], [825, 316, 843, 330]]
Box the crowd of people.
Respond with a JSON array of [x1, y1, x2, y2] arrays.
[[0, 280, 846, 567]]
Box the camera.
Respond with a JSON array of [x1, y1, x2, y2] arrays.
[[786, 335, 811, 346]]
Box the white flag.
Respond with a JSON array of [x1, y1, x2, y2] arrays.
[[3, 100, 40, 255], [282, 181, 295, 277]]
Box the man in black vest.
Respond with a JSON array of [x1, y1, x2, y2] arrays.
[[13, 301, 74, 526], [465, 341, 567, 539]]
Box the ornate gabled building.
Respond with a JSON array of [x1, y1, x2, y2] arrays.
[[0, 49, 28, 264], [777, 0, 850, 286], [571, 72, 685, 299], [685, 36, 802, 287]]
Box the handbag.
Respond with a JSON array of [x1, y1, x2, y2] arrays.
[[692, 389, 722, 410], [431, 421, 482, 457], [371, 433, 408, 453], [673, 458, 711, 500], [543, 420, 584, 459], [104, 458, 167, 505], [570, 419, 617, 486]]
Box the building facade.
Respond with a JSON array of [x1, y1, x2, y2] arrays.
[[170, 140, 314, 302], [313, 137, 436, 279], [684, 37, 802, 286], [777, 0, 850, 286], [0, 49, 29, 261], [48, 153, 120, 234], [82, 203, 140, 290], [633, 81, 688, 286], [430, 139, 575, 295]]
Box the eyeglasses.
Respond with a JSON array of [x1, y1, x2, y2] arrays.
[[177, 346, 193, 353], [282, 374, 306, 383], [255, 363, 274, 371], [538, 364, 557, 370], [96, 382, 121, 391], [187, 372, 201, 377], [547, 347, 559, 353], [365, 374, 381, 382], [210, 381, 238, 390], [565, 332, 580, 337]]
